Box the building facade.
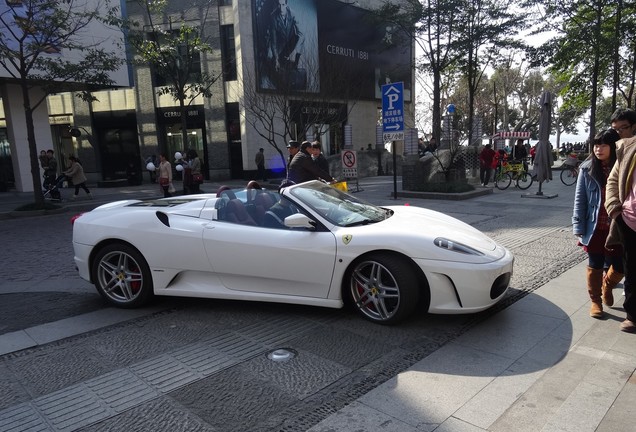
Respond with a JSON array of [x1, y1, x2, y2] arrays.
[[1, 0, 414, 191]]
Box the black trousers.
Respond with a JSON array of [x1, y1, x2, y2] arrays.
[[479, 165, 492, 185], [616, 215, 636, 321]]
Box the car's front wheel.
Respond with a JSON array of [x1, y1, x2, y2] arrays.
[[347, 254, 420, 324], [92, 243, 153, 308]]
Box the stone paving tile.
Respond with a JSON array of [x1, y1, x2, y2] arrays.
[[76, 396, 215, 432], [595, 371, 636, 432], [0, 361, 31, 411], [291, 325, 395, 370], [6, 344, 113, 398], [168, 365, 298, 432], [307, 400, 420, 432], [0, 292, 103, 335], [488, 351, 599, 432]]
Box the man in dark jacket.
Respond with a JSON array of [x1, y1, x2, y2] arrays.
[[43, 149, 58, 188], [288, 141, 333, 184], [287, 140, 300, 164], [310, 141, 330, 176]]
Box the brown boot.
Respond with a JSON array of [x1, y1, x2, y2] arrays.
[[587, 267, 604, 318], [602, 267, 623, 307]]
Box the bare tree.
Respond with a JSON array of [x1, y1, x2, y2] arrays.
[[237, 50, 361, 175]]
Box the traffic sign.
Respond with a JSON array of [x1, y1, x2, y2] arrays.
[[382, 82, 404, 141], [341, 150, 358, 178]]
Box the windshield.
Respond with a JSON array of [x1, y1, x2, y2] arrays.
[[289, 181, 391, 227]]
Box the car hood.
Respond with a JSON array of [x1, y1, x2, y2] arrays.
[[383, 205, 498, 252]]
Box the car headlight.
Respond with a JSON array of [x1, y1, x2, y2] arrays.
[[434, 237, 484, 255]]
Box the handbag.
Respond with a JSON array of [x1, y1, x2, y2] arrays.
[[168, 182, 176, 194], [192, 173, 203, 184], [159, 177, 169, 187]]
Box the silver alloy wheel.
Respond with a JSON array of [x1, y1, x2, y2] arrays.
[[350, 260, 401, 322], [96, 250, 144, 303]]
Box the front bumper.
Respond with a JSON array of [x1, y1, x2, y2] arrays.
[[415, 247, 514, 314]]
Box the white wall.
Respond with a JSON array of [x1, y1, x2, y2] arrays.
[[1, 84, 55, 192]]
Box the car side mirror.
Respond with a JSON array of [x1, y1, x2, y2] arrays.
[[284, 213, 316, 230]]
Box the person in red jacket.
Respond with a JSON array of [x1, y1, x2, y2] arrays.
[[479, 144, 496, 186]]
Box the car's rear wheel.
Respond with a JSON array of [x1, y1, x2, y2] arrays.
[[348, 254, 419, 324], [92, 243, 153, 308]]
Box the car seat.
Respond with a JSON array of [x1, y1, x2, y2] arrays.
[[224, 199, 257, 226], [216, 185, 237, 200], [253, 192, 276, 225]]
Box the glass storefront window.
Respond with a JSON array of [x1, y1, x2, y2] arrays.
[[165, 126, 204, 160], [0, 128, 14, 190]]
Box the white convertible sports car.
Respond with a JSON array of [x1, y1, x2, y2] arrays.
[[72, 180, 514, 324]]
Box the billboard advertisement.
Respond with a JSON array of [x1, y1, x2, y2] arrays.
[[252, 0, 412, 101]]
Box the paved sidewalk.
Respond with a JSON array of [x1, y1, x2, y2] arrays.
[[308, 261, 635, 432], [1, 174, 634, 431]]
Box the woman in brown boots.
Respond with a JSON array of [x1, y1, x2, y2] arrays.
[[573, 129, 624, 318]]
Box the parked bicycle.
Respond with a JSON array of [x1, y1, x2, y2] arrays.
[[560, 157, 581, 186], [494, 159, 533, 190]]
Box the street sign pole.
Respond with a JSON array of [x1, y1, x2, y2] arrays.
[[382, 82, 404, 200]]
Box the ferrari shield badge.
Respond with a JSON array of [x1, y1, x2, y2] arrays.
[[342, 234, 352, 245]]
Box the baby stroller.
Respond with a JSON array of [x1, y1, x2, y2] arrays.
[[43, 174, 66, 201]]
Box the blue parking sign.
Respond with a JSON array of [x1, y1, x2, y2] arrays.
[[382, 82, 404, 141]]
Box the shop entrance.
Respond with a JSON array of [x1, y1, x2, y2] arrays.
[[158, 106, 208, 180], [165, 125, 205, 161]]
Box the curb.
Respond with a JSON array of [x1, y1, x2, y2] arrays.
[[1, 206, 68, 220], [395, 187, 493, 200]]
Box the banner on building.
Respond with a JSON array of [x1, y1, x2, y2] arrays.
[[252, 0, 412, 101]]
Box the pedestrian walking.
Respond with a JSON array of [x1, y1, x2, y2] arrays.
[[255, 148, 267, 181], [479, 144, 495, 186], [43, 149, 58, 188], [188, 149, 203, 193], [64, 156, 92, 199], [605, 124, 636, 333], [573, 130, 623, 318], [158, 152, 173, 197]]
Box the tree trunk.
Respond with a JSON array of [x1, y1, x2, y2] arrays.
[[179, 98, 188, 154], [21, 79, 45, 204], [588, 3, 603, 144]]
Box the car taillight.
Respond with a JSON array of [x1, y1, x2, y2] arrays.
[[70, 213, 85, 225]]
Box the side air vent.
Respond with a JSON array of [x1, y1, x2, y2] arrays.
[[156, 211, 170, 227]]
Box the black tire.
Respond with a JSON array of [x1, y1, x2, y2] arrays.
[[560, 168, 577, 186], [516, 171, 533, 190], [495, 172, 512, 190], [347, 253, 420, 325], [92, 243, 154, 308]]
